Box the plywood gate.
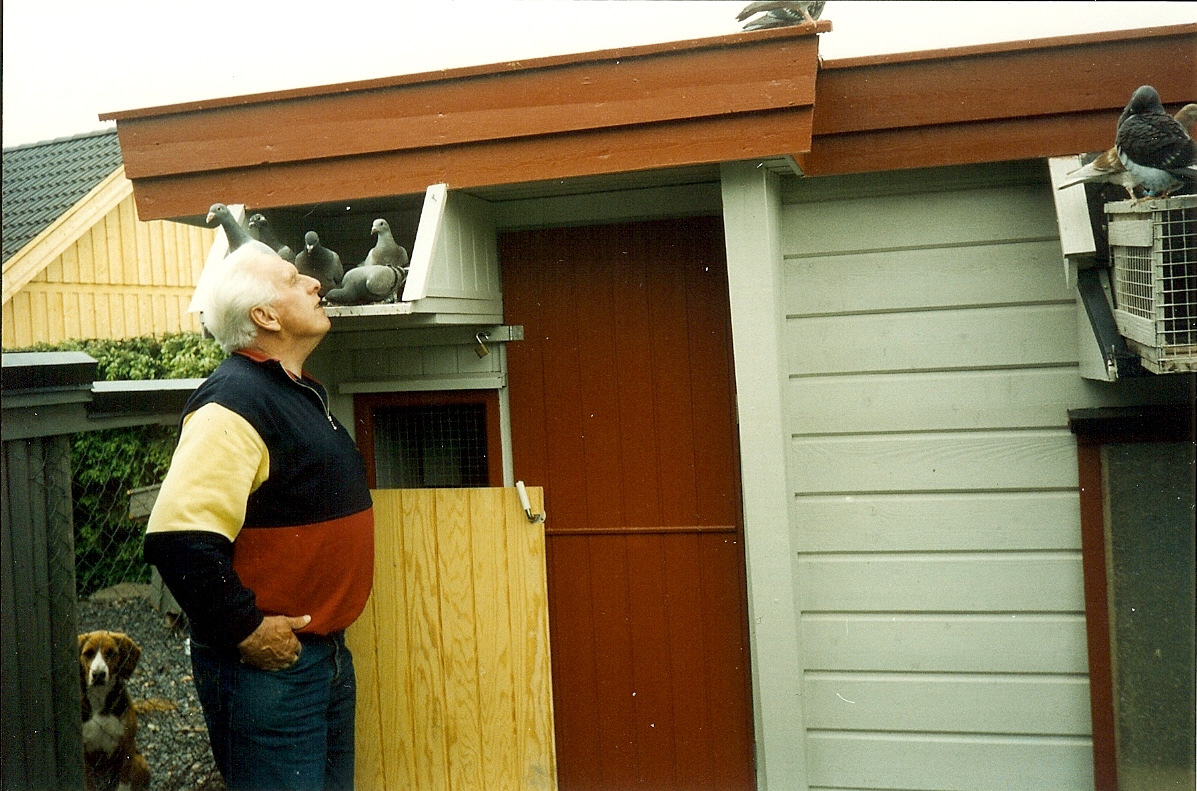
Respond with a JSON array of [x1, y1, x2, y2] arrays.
[[347, 487, 556, 790]]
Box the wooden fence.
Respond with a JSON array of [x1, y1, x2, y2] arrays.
[[347, 487, 556, 791]]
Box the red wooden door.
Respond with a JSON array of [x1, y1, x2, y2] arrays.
[[501, 217, 755, 790]]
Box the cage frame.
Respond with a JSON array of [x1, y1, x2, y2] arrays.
[[1106, 195, 1197, 374]]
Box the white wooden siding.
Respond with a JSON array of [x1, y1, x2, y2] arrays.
[[779, 164, 1183, 790], [311, 326, 505, 396], [402, 184, 502, 321]]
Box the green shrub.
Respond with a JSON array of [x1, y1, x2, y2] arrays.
[[13, 333, 225, 595]]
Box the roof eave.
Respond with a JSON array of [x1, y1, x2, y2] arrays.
[[105, 22, 1197, 221], [106, 24, 827, 221]]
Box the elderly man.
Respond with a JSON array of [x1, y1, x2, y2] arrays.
[[145, 245, 374, 790]]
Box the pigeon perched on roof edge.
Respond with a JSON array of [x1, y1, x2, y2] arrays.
[[737, 0, 824, 30]]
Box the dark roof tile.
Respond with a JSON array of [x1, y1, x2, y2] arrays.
[[2, 128, 124, 263]]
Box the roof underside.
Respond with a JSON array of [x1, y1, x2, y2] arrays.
[[101, 22, 1197, 222], [2, 130, 123, 261]]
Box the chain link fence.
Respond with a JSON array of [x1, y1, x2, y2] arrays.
[[71, 424, 179, 597]]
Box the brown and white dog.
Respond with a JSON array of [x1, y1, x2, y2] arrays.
[[78, 631, 150, 791]]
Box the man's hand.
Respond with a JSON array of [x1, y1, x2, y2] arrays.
[[237, 614, 311, 670]]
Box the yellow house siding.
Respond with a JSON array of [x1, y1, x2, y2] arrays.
[[2, 192, 214, 348]]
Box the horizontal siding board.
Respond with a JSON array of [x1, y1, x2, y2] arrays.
[[806, 731, 1093, 791], [801, 614, 1090, 674], [793, 491, 1081, 553], [804, 673, 1091, 735], [786, 303, 1078, 376], [779, 185, 1058, 255], [785, 239, 1069, 317], [791, 430, 1078, 494], [787, 366, 1133, 435], [798, 554, 1084, 613]]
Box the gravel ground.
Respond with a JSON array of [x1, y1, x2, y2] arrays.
[[77, 585, 225, 791]]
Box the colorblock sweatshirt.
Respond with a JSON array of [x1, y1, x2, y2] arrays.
[[144, 350, 374, 650]]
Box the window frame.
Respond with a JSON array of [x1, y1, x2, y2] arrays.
[[353, 389, 503, 489], [1068, 403, 1195, 791]]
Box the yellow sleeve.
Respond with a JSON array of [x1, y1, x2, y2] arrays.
[[146, 402, 270, 541]]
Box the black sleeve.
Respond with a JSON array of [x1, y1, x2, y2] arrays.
[[144, 531, 264, 649]]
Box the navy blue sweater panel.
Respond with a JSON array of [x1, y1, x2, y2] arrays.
[[183, 353, 372, 528]]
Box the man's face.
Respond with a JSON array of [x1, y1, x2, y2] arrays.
[[247, 254, 330, 339]]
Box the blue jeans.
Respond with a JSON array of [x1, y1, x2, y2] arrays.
[[191, 633, 356, 790]]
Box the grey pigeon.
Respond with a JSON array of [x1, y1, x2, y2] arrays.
[[247, 214, 296, 262], [323, 265, 402, 306], [206, 203, 275, 257], [737, 0, 824, 30], [364, 219, 410, 274], [1115, 85, 1197, 197], [1058, 103, 1197, 198], [361, 217, 414, 297], [295, 231, 344, 297]]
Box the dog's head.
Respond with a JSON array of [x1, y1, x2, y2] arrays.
[[78, 631, 141, 689]]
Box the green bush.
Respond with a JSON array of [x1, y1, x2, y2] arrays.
[[18, 331, 225, 380], [14, 333, 225, 595]]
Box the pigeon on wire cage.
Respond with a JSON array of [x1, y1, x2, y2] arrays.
[[1057, 104, 1197, 199], [1115, 85, 1197, 198]]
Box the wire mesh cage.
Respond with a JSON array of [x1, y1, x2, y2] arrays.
[[1107, 195, 1197, 374]]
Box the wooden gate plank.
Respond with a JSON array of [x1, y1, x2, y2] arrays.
[[470, 490, 519, 789], [348, 487, 555, 790], [436, 489, 484, 789]]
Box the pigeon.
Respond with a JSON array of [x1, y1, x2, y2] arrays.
[[206, 203, 275, 256], [1058, 103, 1197, 197], [364, 219, 410, 273], [1115, 85, 1197, 198], [323, 265, 402, 306], [294, 231, 344, 297], [737, 0, 824, 30], [247, 214, 296, 262]]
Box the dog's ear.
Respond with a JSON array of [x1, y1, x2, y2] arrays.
[[116, 634, 141, 678], [78, 633, 88, 651]]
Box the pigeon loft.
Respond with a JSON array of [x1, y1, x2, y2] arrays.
[[322, 184, 503, 328], [1107, 195, 1197, 374]]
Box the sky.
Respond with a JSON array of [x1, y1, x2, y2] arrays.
[[2, 1, 1195, 148]]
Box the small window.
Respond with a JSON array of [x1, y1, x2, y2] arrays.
[[354, 391, 501, 489]]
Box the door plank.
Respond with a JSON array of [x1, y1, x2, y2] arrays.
[[503, 218, 755, 790]]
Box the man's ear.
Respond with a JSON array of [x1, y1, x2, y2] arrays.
[[250, 304, 281, 333]]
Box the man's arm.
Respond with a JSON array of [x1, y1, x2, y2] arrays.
[[144, 402, 270, 650]]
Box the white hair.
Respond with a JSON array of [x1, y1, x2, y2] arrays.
[[203, 245, 280, 354]]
